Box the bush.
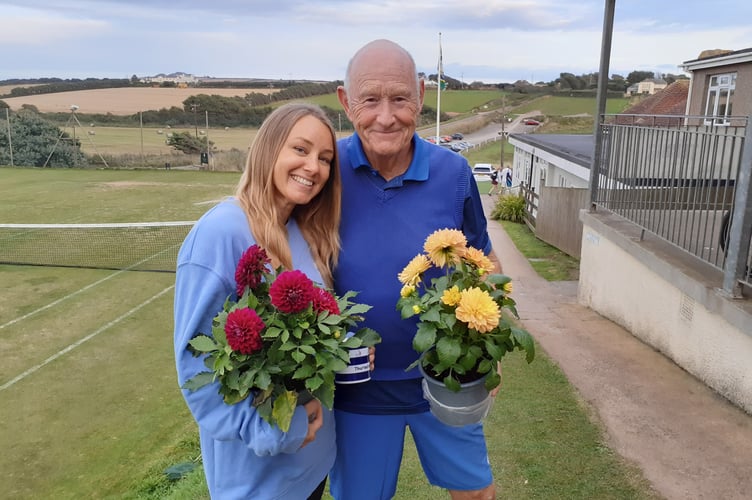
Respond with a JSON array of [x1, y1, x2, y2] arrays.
[[491, 193, 525, 223]]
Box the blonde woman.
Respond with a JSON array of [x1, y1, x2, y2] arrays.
[[174, 103, 341, 499]]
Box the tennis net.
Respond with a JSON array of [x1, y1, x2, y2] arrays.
[[0, 221, 196, 272]]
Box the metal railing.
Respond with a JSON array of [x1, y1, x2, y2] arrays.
[[591, 114, 752, 297]]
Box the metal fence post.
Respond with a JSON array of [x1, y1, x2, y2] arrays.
[[722, 116, 752, 297]]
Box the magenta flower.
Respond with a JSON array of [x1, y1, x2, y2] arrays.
[[235, 244, 271, 297], [225, 308, 265, 355], [269, 270, 315, 314], [312, 287, 340, 315]]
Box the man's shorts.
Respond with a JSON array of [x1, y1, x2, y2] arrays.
[[329, 410, 493, 499]]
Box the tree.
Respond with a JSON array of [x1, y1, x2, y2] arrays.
[[0, 109, 87, 167], [166, 131, 211, 155], [626, 70, 656, 86]]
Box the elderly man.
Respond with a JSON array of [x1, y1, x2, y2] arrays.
[[331, 39, 501, 500]]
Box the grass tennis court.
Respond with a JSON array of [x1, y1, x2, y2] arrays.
[[1, 167, 659, 499], [0, 167, 238, 498]]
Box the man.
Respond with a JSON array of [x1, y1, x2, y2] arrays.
[[331, 39, 500, 500]]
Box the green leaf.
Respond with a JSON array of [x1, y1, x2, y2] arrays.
[[413, 323, 437, 352], [346, 303, 371, 315], [305, 375, 324, 391], [272, 391, 297, 432], [512, 327, 536, 363], [181, 371, 215, 391], [315, 380, 335, 409], [293, 364, 315, 379], [436, 336, 461, 366], [442, 375, 461, 392], [298, 345, 317, 355], [485, 371, 501, 391], [188, 335, 218, 353]]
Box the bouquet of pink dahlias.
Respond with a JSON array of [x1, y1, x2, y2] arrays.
[[183, 244, 380, 432]]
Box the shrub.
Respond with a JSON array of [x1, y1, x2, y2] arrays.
[[491, 193, 525, 223]]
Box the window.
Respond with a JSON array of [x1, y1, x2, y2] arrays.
[[704, 73, 736, 125]]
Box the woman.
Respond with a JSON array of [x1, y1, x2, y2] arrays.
[[173, 103, 341, 499]]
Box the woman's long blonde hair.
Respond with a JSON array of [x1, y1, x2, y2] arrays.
[[235, 103, 341, 287]]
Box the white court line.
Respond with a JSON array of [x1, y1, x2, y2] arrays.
[[0, 285, 174, 392], [0, 270, 128, 331]]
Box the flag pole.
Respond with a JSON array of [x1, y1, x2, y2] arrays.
[[435, 32, 442, 140]]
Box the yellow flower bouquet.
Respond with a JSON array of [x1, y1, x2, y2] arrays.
[[397, 228, 534, 393]]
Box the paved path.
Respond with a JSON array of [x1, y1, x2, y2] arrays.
[[482, 196, 752, 500]]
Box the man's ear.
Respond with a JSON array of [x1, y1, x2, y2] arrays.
[[418, 78, 425, 111], [337, 86, 350, 116]]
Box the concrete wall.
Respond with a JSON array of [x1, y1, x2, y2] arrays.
[[579, 209, 752, 414]]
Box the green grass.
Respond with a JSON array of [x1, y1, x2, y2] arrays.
[[513, 95, 631, 116], [304, 89, 503, 115], [0, 151, 649, 500], [499, 220, 580, 281]]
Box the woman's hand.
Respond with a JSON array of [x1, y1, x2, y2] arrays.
[[299, 399, 323, 449]]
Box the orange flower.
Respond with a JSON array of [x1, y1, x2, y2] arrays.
[[398, 254, 431, 286], [441, 285, 461, 306], [423, 228, 467, 268], [463, 247, 495, 274], [455, 287, 500, 333]]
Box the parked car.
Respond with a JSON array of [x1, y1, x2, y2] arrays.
[[471, 163, 495, 181], [523, 119, 541, 126], [424, 136, 438, 144], [440, 135, 452, 143], [451, 133, 464, 140]]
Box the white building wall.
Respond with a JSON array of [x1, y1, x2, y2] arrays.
[[579, 212, 752, 413]]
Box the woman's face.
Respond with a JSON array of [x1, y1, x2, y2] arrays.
[[273, 115, 334, 219]]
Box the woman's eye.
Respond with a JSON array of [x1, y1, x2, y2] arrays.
[[293, 146, 306, 154]]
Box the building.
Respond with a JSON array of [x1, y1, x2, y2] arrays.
[[508, 48, 752, 415], [680, 47, 752, 126], [625, 77, 668, 96]]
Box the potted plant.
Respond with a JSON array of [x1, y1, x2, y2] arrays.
[[183, 244, 380, 432], [396, 228, 534, 424]]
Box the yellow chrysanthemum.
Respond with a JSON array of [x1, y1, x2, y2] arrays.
[[441, 285, 462, 306], [455, 287, 500, 333], [398, 254, 431, 286], [503, 282, 513, 294], [463, 246, 495, 274], [412, 305, 422, 315], [400, 284, 416, 298], [424, 228, 467, 268]]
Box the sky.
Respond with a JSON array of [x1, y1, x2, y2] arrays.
[[1, 0, 751, 85]]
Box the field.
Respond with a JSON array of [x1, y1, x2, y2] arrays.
[[0, 168, 239, 498], [0, 168, 663, 499], [1, 87, 276, 114]]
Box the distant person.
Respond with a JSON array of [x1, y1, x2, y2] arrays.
[[501, 165, 513, 191], [488, 167, 500, 196], [174, 103, 341, 499], [330, 38, 501, 500]]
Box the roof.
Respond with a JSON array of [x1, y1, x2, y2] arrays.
[[621, 80, 689, 119], [508, 133, 593, 169], [681, 47, 752, 71]]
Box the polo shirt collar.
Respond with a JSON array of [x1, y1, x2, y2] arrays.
[[346, 133, 429, 182]]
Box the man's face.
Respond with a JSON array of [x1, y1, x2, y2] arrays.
[[339, 48, 424, 161]]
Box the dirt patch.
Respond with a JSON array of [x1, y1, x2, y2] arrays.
[[2, 87, 276, 115]]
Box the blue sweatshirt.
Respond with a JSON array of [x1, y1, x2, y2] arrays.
[[332, 133, 491, 414], [173, 199, 335, 499]]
